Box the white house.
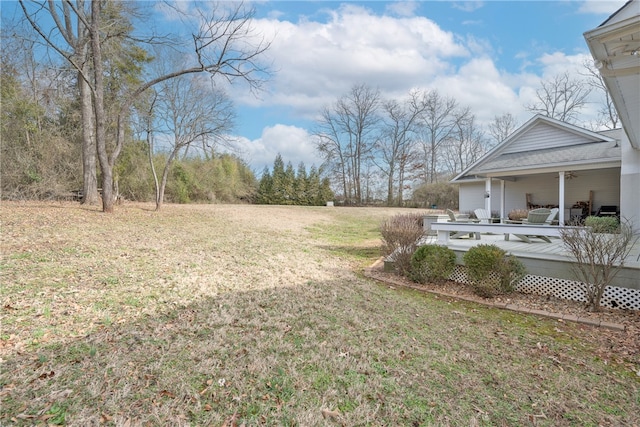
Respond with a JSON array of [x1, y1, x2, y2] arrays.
[[451, 115, 622, 224], [452, 0, 639, 229]]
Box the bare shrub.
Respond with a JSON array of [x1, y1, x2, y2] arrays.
[[380, 213, 425, 274], [560, 218, 637, 312]]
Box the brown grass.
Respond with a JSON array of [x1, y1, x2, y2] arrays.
[[1, 201, 638, 426]]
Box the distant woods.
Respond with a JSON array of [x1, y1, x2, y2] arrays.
[[3, 1, 270, 211]]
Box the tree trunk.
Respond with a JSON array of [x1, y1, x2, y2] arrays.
[[386, 161, 395, 206], [79, 69, 99, 204], [90, 0, 114, 213]]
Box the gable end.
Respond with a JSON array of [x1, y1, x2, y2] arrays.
[[502, 121, 603, 154]]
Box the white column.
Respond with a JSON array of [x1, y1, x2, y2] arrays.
[[558, 171, 566, 225], [500, 179, 506, 220], [484, 178, 491, 212]]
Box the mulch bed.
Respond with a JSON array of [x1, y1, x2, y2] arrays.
[[364, 260, 640, 373]]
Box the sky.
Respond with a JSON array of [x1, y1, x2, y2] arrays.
[[213, 0, 630, 174], [4, 0, 631, 174]]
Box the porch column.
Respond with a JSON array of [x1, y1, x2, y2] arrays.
[[484, 178, 491, 212], [500, 180, 506, 220], [558, 171, 566, 225]]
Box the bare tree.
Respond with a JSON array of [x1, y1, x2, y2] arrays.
[[560, 219, 637, 312], [416, 90, 458, 184], [19, 1, 270, 213], [526, 71, 591, 124], [150, 74, 235, 210], [487, 112, 518, 144], [17, 0, 99, 204], [375, 89, 428, 206], [581, 59, 620, 130], [442, 108, 488, 175], [315, 84, 381, 204]]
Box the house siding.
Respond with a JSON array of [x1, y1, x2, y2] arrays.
[[502, 122, 596, 154], [458, 180, 503, 215], [621, 134, 640, 232]]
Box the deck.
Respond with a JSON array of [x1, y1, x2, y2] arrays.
[[420, 228, 640, 291]]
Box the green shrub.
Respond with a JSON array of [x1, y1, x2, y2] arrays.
[[410, 245, 456, 284], [463, 244, 526, 298], [380, 213, 426, 275], [584, 216, 619, 233]]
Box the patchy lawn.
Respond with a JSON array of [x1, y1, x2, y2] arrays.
[[1, 202, 638, 426]]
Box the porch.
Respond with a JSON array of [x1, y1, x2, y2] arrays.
[[418, 223, 640, 311]]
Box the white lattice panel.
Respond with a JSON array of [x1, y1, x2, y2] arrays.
[[449, 266, 639, 311]]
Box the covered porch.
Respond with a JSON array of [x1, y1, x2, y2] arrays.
[[452, 115, 622, 226], [418, 226, 640, 310], [459, 166, 621, 225]]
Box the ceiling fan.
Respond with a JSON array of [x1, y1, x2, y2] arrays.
[[555, 171, 578, 180]]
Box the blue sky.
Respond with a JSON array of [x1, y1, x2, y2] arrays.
[[4, 0, 630, 174], [218, 0, 628, 173]]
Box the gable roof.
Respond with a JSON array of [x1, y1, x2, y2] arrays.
[[584, 0, 640, 149], [452, 115, 621, 182]]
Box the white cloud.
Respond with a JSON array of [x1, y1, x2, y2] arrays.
[[452, 1, 485, 13], [577, 0, 627, 15], [221, 2, 611, 169], [234, 124, 322, 174], [385, 1, 420, 17], [233, 5, 468, 114]]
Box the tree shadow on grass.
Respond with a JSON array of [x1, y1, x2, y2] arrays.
[[2, 276, 638, 426]]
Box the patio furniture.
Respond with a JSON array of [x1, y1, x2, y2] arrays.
[[446, 209, 480, 239], [473, 208, 500, 224], [523, 207, 559, 225], [511, 208, 555, 243], [596, 205, 619, 218]]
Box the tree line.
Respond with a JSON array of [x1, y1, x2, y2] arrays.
[[313, 65, 618, 206], [3, 1, 270, 212], [2, 2, 618, 209], [256, 154, 334, 206]]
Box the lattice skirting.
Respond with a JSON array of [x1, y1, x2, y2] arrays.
[[449, 265, 640, 311]]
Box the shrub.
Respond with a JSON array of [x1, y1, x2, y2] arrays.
[[584, 216, 619, 233], [410, 245, 457, 284], [380, 213, 426, 275], [411, 182, 459, 209], [463, 244, 526, 298], [560, 218, 636, 311]]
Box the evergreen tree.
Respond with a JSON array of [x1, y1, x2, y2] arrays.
[[295, 162, 308, 205], [256, 154, 334, 206], [257, 167, 273, 204], [306, 166, 321, 206], [283, 161, 296, 204], [271, 153, 286, 204]]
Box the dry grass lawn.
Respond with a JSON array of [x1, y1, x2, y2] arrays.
[[1, 202, 638, 426]]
